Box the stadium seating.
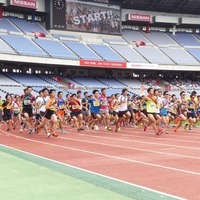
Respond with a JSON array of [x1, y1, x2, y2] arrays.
[[6, 73, 53, 86], [72, 77, 108, 88], [0, 74, 21, 86], [161, 47, 199, 65], [50, 76, 84, 89], [122, 29, 152, 45], [96, 78, 126, 88], [103, 38, 127, 45], [64, 41, 102, 60], [141, 31, 178, 46], [0, 35, 47, 56], [187, 49, 200, 61], [135, 47, 174, 64], [38, 75, 64, 87], [88, 44, 125, 61], [111, 45, 148, 63], [0, 86, 38, 96], [7, 17, 48, 34], [168, 32, 200, 47], [117, 78, 142, 89], [0, 90, 6, 98], [33, 38, 78, 59], [0, 18, 19, 32], [0, 37, 16, 54]]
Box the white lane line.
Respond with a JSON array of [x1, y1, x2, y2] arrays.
[[161, 148, 176, 151], [75, 133, 200, 151], [58, 136, 200, 160], [64, 125, 200, 144], [0, 127, 200, 176], [0, 144, 186, 200]]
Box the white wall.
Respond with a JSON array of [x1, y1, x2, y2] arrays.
[[0, 0, 6, 4], [122, 9, 200, 22], [36, 0, 45, 12]]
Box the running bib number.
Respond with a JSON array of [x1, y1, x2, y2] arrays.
[[72, 105, 80, 110], [59, 105, 65, 109], [94, 101, 100, 106], [24, 100, 31, 105]]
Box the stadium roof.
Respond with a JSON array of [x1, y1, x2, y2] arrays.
[[121, 0, 200, 15]]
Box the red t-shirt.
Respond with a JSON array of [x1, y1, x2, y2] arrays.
[[69, 100, 81, 112]]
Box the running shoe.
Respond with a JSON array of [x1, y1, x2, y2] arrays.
[[28, 129, 32, 134], [94, 125, 99, 131], [52, 133, 58, 137], [107, 127, 113, 131], [47, 133, 52, 138], [184, 124, 189, 131]]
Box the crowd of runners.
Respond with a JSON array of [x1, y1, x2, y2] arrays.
[[0, 86, 199, 138]]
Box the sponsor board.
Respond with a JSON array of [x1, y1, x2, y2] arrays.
[[10, 0, 38, 9], [127, 14, 151, 22], [80, 60, 127, 68], [127, 62, 158, 69]]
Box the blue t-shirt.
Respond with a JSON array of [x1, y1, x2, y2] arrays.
[[57, 98, 65, 110], [88, 98, 100, 114]]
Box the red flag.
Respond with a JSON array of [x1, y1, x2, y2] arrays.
[[135, 41, 146, 47], [33, 32, 46, 38]]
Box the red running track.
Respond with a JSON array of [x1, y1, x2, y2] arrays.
[[0, 124, 200, 199]]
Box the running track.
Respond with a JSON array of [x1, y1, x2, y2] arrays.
[[0, 124, 200, 200]]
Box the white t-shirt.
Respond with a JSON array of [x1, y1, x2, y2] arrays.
[[156, 96, 162, 113], [36, 96, 49, 113], [118, 95, 127, 112]]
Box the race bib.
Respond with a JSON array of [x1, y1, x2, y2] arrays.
[[94, 101, 100, 106], [24, 100, 31, 105], [72, 105, 79, 109], [59, 105, 65, 109]]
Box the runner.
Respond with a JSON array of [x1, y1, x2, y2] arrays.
[[144, 87, 163, 135], [12, 94, 21, 130], [69, 93, 83, 131], [82, 91, 90, 128], [99, 88, 112, 131], [37, 89, 58, 138], [174, 91, 188, 133], [21, 86, 35, 134], [115, 88, 131, 132], [57, 91, 66, 134], [2, 94, 13, 131], [88, 90, 101, 131], [160, 91, 170, 134], [187, 93, 197, 131]]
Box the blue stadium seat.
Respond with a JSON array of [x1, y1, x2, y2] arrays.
[[33, 38, 79, 59], [168, 32, 200, 47], [0, 18, 19, 32], [64, 41, 102, 60], [7, 17, 48, 34], [0, 35, 47, 56], [88, 44, 125, 61]]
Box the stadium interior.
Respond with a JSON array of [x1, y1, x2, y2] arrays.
[[0, 0, 200, 98]]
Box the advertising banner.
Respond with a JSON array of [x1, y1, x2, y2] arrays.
[[127, 14, 151, 22], [80, 60, 126, 68], [10, 0, 38, 9]]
